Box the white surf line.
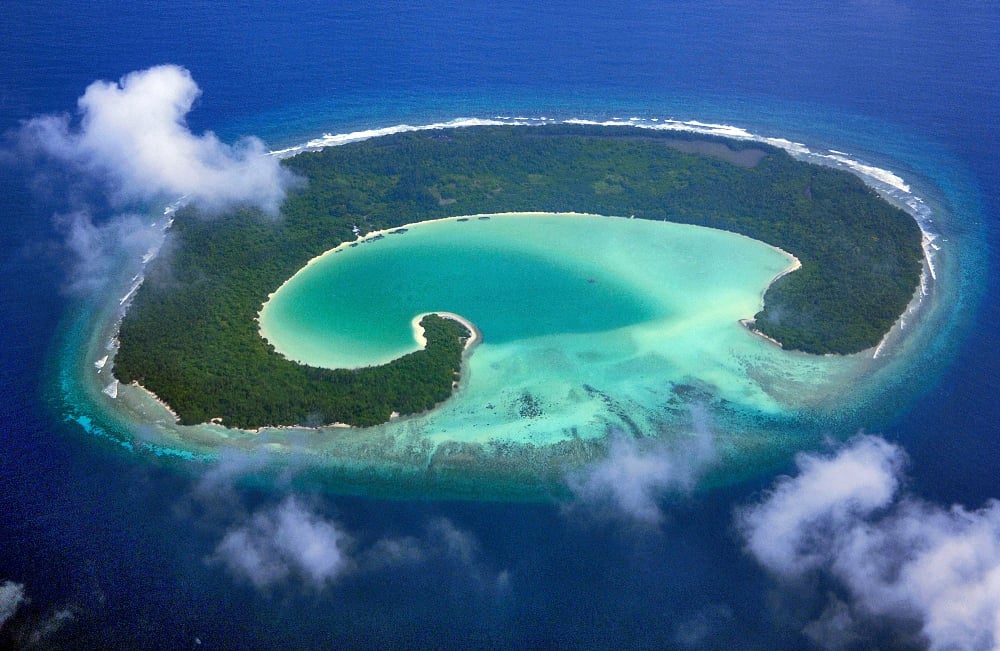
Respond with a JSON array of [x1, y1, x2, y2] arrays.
[[269, 118, 536, 159], [268, 115, 926, 225], [99, 195, 186, 388], [266, 114, 929, 232]]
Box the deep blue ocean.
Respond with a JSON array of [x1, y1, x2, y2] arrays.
[[1, 1, 998, 648]]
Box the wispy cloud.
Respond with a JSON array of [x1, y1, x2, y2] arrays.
[[565, 406, 716, 524], [25, 608, 75, 648], [20, 65, 294, 215], [203, 464, 509, 594], [422, 518, 512, 592], [0, 581, 26, 630], [54, 209, 165, 293], [10, 65, 298, 294], [671, 603, 735, 648], [738, 435, 1000, 650]]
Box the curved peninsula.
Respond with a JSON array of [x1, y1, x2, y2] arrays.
[[114, 124, 924, 430]]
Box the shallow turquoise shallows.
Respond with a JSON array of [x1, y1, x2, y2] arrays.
[[260, 215, 659, 368], [256, 213, 877, 447], [259, 213, 788, 367]]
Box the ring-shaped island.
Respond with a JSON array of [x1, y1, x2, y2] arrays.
[[109, 124, 925, 496]]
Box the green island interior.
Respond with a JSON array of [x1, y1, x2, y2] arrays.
[[114, 124, 924, 429]]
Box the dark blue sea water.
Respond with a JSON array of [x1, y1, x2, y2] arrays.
[[1, 1, 998, 648]]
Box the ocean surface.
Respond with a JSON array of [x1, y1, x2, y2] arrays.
[[1, 1, 998, 648]]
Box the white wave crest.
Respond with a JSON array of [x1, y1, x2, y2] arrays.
[[817, 153, 910, 192], [269, 118, 534, 159], [270, 115, 917, 206], [922, 233, 938, 281], [120, 275, 143, 306], [103, 380, 119, 399]]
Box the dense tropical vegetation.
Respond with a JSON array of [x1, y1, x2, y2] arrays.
[[115, 124, 923, 428]]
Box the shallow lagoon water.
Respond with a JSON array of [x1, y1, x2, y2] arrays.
[[260, 212, 861, 449], [260, 215, 664, 369]]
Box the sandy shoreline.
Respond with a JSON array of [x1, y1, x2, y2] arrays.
[[410, 311, 482, 350], [257, 210, 820, 359], [129, 380, 181, 422], [739, 251, 801, 349], [127, 379, 359, 432], [769, 253, 802, 285], [263, 212, 608, 296]]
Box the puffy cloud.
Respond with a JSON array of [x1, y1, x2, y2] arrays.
[[200, 453, 509, 594], [214, 496, 351, 590], [21, 64, 294, 214], [566, 408, 716, 523], [738, 435, 1000, 651], [0, 581, 26, 630], [11, 65, 298, 294], [738, 434, 903, 579]]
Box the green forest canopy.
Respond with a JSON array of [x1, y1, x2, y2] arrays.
[[114, 124, 924, 429]]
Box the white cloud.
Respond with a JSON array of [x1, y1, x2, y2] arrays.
[[0, 581, 26, 630], [738, 435, 1000, 651], [210, 493, 510, 595], [55, 209, 164, 293], [738, 434, 903, 579], [566, 410, 716, 524], [22, 64, 294, 214], [214, 496, 351, 589]]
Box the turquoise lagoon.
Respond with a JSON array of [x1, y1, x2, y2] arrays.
[[259, 213, 828, 442], [253, 213, 895, 472]]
